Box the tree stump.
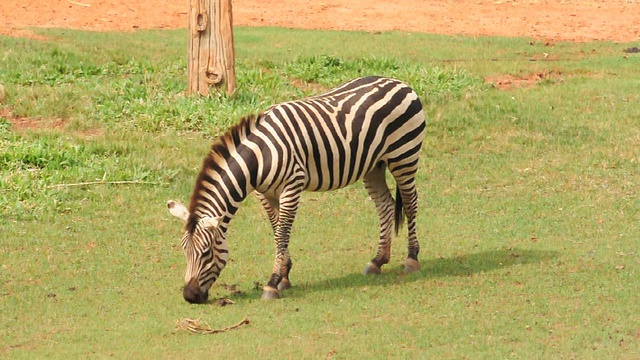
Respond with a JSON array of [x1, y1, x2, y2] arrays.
[[188, 0, 236, 96]]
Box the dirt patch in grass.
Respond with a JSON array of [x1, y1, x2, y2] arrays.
[[1, 108, 103, 138], [290, 78, 328, 94], [485, 70, 565, 91], [1, 109, 66, 132]]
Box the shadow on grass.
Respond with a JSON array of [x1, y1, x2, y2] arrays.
[[212, 248, 558, 303], [293, 248, 559, 298]]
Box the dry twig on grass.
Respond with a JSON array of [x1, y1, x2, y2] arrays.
[[46, 180, 162, 189], [175, 317, 250, 335], [215, 298, 234, 306]]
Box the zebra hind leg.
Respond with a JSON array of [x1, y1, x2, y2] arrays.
[[362, 164, 395, 275], [390, 163, 421, 274]]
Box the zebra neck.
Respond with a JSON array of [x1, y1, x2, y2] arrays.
[[189, 140, 259, 230]]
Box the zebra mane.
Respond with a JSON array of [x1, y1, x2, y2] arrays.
[[210, 113, 262, 161], [186, 113, 263, 233]]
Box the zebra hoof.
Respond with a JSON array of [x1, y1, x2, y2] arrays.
[[277, 279, 291, 291], [363, 262, 382, 275], [405, 258, 420, 273], [261, 287, 280, 300]]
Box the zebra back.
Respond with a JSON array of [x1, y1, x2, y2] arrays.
[[187, 75, 425, 225]]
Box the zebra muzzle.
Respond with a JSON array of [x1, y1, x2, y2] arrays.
[[183, 277, 208, 304]]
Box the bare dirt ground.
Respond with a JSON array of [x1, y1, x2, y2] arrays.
[[0, 0, 639, 42]]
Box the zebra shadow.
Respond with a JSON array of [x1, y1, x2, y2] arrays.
[[287, 248, 559, 299]]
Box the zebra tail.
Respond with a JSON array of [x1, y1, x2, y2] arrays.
[[394, 185, 405, 236]]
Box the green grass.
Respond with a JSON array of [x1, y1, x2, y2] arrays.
[[1, 27, 639, 358]]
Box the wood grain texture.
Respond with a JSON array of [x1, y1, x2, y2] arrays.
[[188, 0, 235, 96]]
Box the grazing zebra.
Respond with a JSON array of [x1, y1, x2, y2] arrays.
[[167, 76, 426, 303]]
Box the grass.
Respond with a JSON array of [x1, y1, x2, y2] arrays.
[[1, 27, 639, 358]]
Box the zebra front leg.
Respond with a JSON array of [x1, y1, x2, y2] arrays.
[[261, 186, 302, 300], [256, 192, 279, 234], [362, 164, 395, 275], [256, 192, 294, 292]]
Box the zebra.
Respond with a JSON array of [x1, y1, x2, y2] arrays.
[[167, 76, 426, 303]]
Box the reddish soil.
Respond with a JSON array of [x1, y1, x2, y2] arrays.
[[485, 70, 566, 90], [0, 0, 639, 42]]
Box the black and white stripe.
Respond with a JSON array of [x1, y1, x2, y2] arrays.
[[168, 76, 426, 303]]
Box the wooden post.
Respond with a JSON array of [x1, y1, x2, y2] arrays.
[[188, 0, 236, 96]]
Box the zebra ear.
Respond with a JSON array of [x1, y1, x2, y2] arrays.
[[167, 200, 189, 223], [199, 216, 219, 230]]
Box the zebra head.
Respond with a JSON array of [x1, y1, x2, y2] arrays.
[[167, 200, 229, 304]]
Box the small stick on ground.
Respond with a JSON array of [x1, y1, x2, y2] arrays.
[[46, 180, 162, 189], [175, 317, 250, 335]]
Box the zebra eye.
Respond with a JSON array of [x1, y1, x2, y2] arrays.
[[201, 249, 211, 257]]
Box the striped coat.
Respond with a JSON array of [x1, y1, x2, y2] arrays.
[[168, 76, 426, 303]]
